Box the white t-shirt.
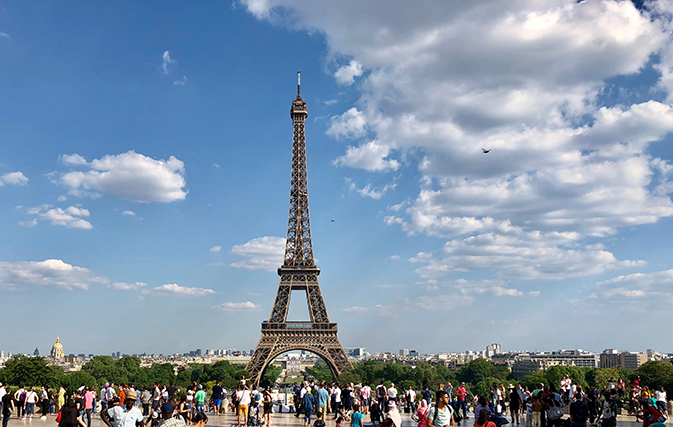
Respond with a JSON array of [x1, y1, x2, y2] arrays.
[[0, 387, 6, 399], [105, 387, 116, 401], [237, 390, 251, 406], [107, 405, 144, 427], [388, 387, 398, 399], [25, 391, 38, 403], [406, 390, 416, 401], [334, 387, 341, 403], [656, 390, 667, 402]]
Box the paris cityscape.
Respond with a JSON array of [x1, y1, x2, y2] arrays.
[[2, 2, 673, 427]]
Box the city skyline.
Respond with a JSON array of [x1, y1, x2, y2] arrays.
[[2, 1, 673, 355]]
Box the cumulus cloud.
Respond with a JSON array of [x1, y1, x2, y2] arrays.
[[55, 151, 187, 203], [241, 0, 673, 285], [0, 172, 28, 186], [0, 259, 108, 291], [112, 282, 147, 291], [143, 283, 216, 297], [333, 140, 399, 171], [230, 236, 285, 271], [209, 245, 222, 253], [162, 51, 175, 74], [334, 60, 363, 85], [26, 205, 92, 229], [593, 270, 673, 302], [122, 210, 136, 216], [345, 178, 396, 199], [213, 301, 261, 312]]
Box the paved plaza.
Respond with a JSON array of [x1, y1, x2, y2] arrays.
[[2, 411, 667, 427]]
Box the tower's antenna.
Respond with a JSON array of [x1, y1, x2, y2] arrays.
[[297, 71, 301, 97]]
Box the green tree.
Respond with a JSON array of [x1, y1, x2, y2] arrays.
[[82, 356, 128, 384], [458, 359, 498, 385], [1, 356, 63, 388], [262, 365, 283, 387], [522, 371, 548, 390], [306, 361, 333, 382], [62, 371, 98, 394], [635, 361, 673, 392]]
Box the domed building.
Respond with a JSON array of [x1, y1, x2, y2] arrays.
[[51, 336, 64, 360]]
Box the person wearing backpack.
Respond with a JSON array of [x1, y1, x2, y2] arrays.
[[14, 387, 25, 420], [569, 394, 587, 427], [642, 399, 666, 427], [376, 382, 387, 415], [427, 391, 455, 427], [600, 390, 619, 427]]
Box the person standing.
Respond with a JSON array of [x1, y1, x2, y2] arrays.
[[316, 383, 330, 422], [359, 383, 371, 415], [375, 382, 387, 413], [443, 383, 453, 405], [569, 393, 587, 427], [83, 387, 94, 427], [405, 386, 416, 414], [0, 384, 5, 417], [24, 386, 39, 421], [655, 386, 668, 418], [14, 387, 25, 420], [211, 382, 223, 414], [194, 386, 206, 415], [387, 384, 398, 406], [263, 386, 274, 427], [2, 388, 14, 427], [422, 386, 433, 405], [235, 384, 251, 427], [427, 391, 455, 427], [456, 383, 468, 420], [302, 389, 316, 427], [510, 385, 521, 425], [101, 390, 144, 427]]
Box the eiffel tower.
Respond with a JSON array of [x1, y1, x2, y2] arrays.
[[246, 72, 352, 387]]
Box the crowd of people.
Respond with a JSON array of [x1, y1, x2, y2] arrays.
[[0, 377, 669, 427]]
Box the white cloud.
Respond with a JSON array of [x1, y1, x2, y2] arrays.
[[122, 210, 136, 216], [143, 283, 216, 297], [0, 172, 28, 186], [241, 0, 673, 285], [230, 236, 285, 271], [342, 306, 367, 312], [209, 245, 222, 253], [162, 51, 175, 74], [60, 154, 87, 166], [112, 282, 147, 291], [390, 255, 400, 260], [174, 75, 187, 86], [326, 108, 367, 140], [26, 205, 93, 229], [18, 218, 37, 228], [334, 60, 364, 85], [213, 301, 261, 312], [0, 259, 108, 291], [333, 140, 400, 172], [57, 195, 67, 202], [324, 99, 338, 106], [0, 32, 9, 39], [594, 269, 673, 302], [56, 151, 187, 203], [345, 178, 396, 199]]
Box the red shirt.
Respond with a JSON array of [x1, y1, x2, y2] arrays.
[[456, 387, 466, 401]]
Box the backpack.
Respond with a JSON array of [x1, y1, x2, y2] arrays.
[[547, 394, 564, 420], [645, 406, 666, 424], [377, 387, 386, 399], [572, 401, 587, 421]]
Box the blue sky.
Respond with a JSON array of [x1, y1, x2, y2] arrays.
[[2, 0, 673, 356]]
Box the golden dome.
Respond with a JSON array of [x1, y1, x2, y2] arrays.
[[52, 336, 63, 349]]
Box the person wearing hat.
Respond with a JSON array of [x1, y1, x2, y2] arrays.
[[101, 390, 144, 427], [158, 403, 185, 427]]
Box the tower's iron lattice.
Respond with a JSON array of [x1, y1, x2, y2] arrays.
[[246, 73, 352, 387]]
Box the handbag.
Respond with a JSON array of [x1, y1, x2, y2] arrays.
[[56, 411, 62, 423]]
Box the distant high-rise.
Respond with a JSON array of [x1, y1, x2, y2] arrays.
[[600, 349, 620, 368], [409, 350, 418, 357], [400, 349, 409, 356]]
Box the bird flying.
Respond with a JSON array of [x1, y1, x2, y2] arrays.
[[482, 148, 491, 153]]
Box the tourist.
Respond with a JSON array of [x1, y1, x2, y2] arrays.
[[293, 383, 302, 418], [194, 385, 206, 415], [351, 404, 363, 427], [332, 383, 342, 418], [655, 386, 668, 417], [474, 409, 496, 427], [211, 381, 223, 414], [313, 411, 326, 427], [360, 383, 371, 414], [101, 390, 144, 427], [544, 384, 564, 427], [152, 383, 162, 411], [417, 399, 431, 427], [59, 398, 86, 427], [618, 378, 626, 398], [141, 387, 152, 416], [641, 399, 666, 427], [510, 384, 521, 425], [569, 393, 587, 427], [376, 382, 387, 413], [456, 383, 468, 420], [236, 383, 252, 427], [190, 413, 207, 427], [2, 387, 14, 427], [387, 383, 398, 405], [83, 387, 95, 427], [263, 386, 273, 427], [14, 386, 25, 420], [473, 396, 492, 427], [427, 391, 455, 427], [23, 386, 39, 421], [531, 397, 542, 427], [316, 383, 330, 422], [39, 386, 48, 420], [105, 383, 117, 410], [421, 386, 433, 405], [601, 390, 619, 427], [405, 386, 416, 414], [343, 383, 354, 415], [444, 383, 454, 404], [385, 400, 402, 427], [0, 383, 5, 416], [302, 389, 316, 427], [157, 402, 184, 427], [370, 400, 382, 425], [222, 386, 229, 414]]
